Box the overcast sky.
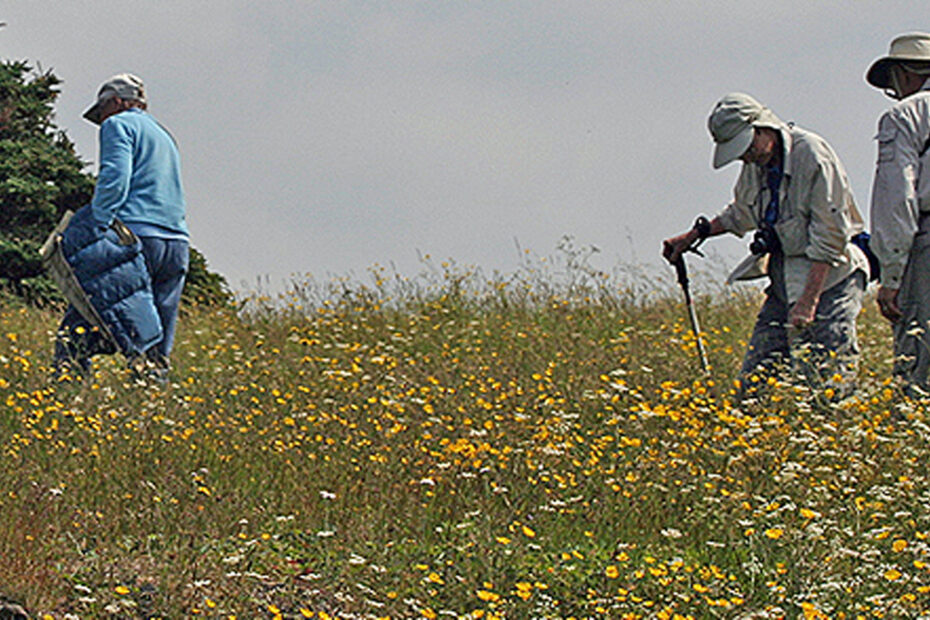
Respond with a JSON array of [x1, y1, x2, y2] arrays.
[[1, 2, 924, 292]]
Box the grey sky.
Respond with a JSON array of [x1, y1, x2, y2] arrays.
[[1, 2, 923, 292]]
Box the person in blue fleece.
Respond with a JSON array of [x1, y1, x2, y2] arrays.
[[55, 74, 189, 378]]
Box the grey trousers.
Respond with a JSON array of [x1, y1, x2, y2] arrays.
[[894, 232, 930, 391], [740, 269, 865, 395]]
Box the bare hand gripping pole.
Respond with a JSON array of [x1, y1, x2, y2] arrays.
[[673, 216, 711, 374]]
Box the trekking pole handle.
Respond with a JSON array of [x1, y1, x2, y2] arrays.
[[693, 216, 711, 240], [686, 216, 711, 257]]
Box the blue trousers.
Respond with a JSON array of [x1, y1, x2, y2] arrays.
[[55, 237, 188, 371], [139, 237, 189, 361]]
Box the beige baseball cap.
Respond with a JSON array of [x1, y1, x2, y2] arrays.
[[83, 73, 146, 125], [866, 32, 930, 89], [707, 93, 780, 169]]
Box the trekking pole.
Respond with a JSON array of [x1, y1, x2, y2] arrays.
[[672, 217, 711, 374]]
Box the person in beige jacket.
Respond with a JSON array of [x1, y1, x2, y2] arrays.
[[866, 32, 930, 396], [664, 93, 868, 399]]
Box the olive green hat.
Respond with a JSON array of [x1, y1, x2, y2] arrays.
[[707, 93, 781, 169]]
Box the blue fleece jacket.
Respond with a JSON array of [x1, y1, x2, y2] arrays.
[[90, 108, 188, 239]]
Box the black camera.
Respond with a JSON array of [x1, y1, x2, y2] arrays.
[[749, 224, 780, 256]]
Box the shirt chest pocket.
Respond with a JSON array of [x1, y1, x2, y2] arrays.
[[774, 214, 809, 256], [876, 124, 898, 163]]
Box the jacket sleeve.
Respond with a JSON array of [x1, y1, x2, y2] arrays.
[[870, 110, 921, 288], [90, 118, 134, 228], [715, 164, 758, 236], [804, 153, 855, 266]]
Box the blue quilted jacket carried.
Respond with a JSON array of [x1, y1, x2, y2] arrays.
[[60, 205, 163, 357]]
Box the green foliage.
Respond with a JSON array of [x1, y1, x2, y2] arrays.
[[182, 246, 232, 308], [0, 61, 94, 290], [0, 59, 230, 306]]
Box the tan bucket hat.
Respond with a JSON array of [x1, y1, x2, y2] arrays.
[[866, 32, 930, 89], [707, 93, 782, 169], [83, 73, 146, 125]]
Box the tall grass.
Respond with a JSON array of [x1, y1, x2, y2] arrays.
[[0, 250, 920, 619]]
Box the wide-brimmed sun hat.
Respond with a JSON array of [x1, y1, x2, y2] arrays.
[[83, 73, 146, 125], [707, 93, 780, 169], [866, 32, 930, 89]]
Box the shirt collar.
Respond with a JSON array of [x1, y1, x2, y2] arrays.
[[772, 124, 794, 178]]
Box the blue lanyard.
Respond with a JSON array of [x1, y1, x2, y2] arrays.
[[763, 162, 783, 226]]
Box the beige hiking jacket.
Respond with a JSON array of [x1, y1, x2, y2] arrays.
[[870, 80, 930, 288], [716, 124, 868, 305]]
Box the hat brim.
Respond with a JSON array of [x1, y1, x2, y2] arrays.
[[867, 55, 930, 89], [83, 90, 119, 125], [867, 57, 898, 89], [83, 100, 105, 125], [712, 125, 753, 169]]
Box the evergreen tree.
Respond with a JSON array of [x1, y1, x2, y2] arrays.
[[0, 60, 229, 306]]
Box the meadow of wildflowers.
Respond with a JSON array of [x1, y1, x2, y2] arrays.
[[0, 254, 926, 619]]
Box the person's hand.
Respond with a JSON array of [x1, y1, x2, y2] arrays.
[[662, 231, 697, 265], [788, 296, 817, 329], [877, 285, 902, 322]]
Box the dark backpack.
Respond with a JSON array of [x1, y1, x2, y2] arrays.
[[851, 231, 880, 282]]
